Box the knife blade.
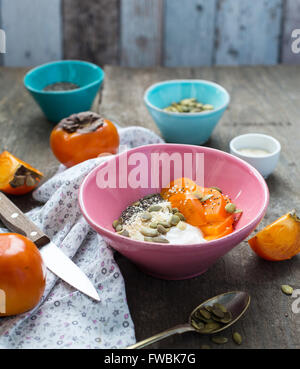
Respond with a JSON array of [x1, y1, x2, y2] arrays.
[[0, 192, 100, 301]]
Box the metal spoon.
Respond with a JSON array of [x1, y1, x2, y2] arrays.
[[127, 291, 250, 349]]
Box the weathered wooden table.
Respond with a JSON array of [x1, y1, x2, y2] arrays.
[[0, 65, 299, 349]]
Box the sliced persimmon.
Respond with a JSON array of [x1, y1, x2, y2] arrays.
[[0, 151, 43, 195], [168, 193, 207, 226], [248, 211, 300, 261], [205, 225, 233, 241], [195, 187, 230, 223], [201, 215, 234, 236], [161, 177, 197, 200]]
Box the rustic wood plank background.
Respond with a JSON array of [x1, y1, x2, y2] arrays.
[[164, 0, 217, 66], [1, 0, 62, 66], [0, 0, 300, 67]]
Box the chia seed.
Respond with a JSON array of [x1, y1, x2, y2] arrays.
[[120, 193, 165, 224]]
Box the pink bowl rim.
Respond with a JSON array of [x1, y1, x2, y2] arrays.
[[79, 143, 269, 250]]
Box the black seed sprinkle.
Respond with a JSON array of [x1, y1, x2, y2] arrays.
[[120, 193, 165, 224]]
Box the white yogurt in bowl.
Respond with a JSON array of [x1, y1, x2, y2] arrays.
[[122, 201, 206, 245]]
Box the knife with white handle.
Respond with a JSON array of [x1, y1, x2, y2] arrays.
[[0, 192, 100, 301]]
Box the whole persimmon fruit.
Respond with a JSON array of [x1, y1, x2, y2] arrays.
[[0, 233, 46, 316], [50, 111, 119, 168]]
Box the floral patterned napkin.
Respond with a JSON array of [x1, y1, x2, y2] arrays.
[[0, 126, 164, 349]]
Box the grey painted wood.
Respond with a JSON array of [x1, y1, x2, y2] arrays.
[[164, 0, 217, 66], [1, 0, 62, 67], [281, 0, 300, 64], [120, 0, 163, 67], [215, 0, 282, 65], [103, 65, 300, 348], [62, 0, 120, 66]]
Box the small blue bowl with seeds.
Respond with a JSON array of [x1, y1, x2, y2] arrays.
[[24, 60, 104, 123], [144, 80, 230, 145]]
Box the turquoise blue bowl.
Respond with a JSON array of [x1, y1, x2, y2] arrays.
[[24, 60, 104, 123], [144, 80, 230, 144]]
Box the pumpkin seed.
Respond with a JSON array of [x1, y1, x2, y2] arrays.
[[203, 104, 214, 111], [150, 222, 158, 229], [115, 224, 123, 232], [157, 224, 168, 234], [144, 237, 154, 242], [211, 336, 228, 344], [170, 214, 180, 226], [141, 212, 152, 222], [281, 285, 293, 295], [132, 201, 140, 206], [234, 209, 243, 214], [198, 322, 220, 333], [213, 303, 227, 313], [148, 205, 162, 212], [118, 229, 129, 237], [175, 212, 185, 221], [225, 203, 236, 213], [191, 320, 205, 330], [194, 192, 203, 200], [201, 344, 211, 349], [233, 332, 242, 345], [199, 309, 211, 320], [152, 236, 170, 244], [177, 221, 187, 231], [200, 194, 213, 202], [112, 220, 119, 229], [204, 305, 213, 312], [140, 227, 159, 237], [219, 311, 232, 324], [172, 207, 179, 214], [210, 186, 222, 193], [212, 306, 225, 319], [158, 221, 171, 228]]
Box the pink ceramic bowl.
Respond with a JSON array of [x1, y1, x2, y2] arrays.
[[79, 144, 269, 280]]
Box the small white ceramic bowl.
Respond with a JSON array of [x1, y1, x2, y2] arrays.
[[230, 133, 281, 178]]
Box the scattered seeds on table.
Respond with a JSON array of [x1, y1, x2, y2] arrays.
[[201, 344, 211, 349], [225, 203, 236, 213], [281, 285, 294, 295], [232, 332, 242, 345], [211, 336, 228, 345]]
